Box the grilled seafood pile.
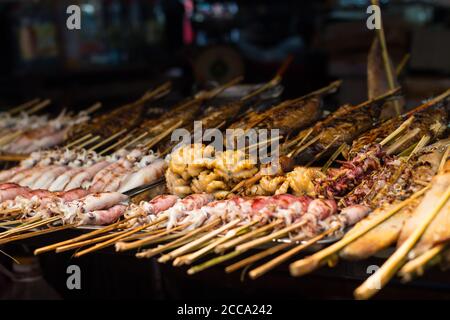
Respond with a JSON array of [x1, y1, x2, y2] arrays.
[[0, 146, 166, 194]]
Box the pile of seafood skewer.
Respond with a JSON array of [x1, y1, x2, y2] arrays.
[[0, 76, 448, 301]]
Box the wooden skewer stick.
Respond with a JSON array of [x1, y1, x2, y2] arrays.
[[0, 216, 61, 239], [438, 146, 450, 174], [398, 243, 447, 282], [404, 88, 450, 118], [235, 220, 308, 253], [98, 134, 132, 155], [115, 222, 191, 252], [0, 216, 25, 227], [283, 127, 314, 152], [0, 216, 44, 237], [0, 215, 42, 228], [84, 102, 102, 115], [88, 129, 127, 151], [138, 81, 172, 103], [158, 219, 241, 263], [289, 187, 429, 277], [34, 216, 136, 255], [305, 136, 340, 167], [289, 134, 321, 158], [0, 223, 75, 245], [0, 211, 29, 223], [74, 216, 168, 258], [379, 116, 414, 146], [73, 216, 169, 257], [371, 0, 401, 115], [76, 136, 101, 149], [56, 232, 122, 253], [8, 98, 41, 115], [0, 208, 23, 216], [385, 128, 421, 155], [354, 187, 450, 300], [290, 80, 342, 104], [241, 55, 293, 101], [117, 227, 169, 242], [0, 131, 23, 147], [173, 220, 259, 266], [27, 99, 51, 115], [322, 143, 348, 172], [136, 219, 222, 259], [215, 220, 284, 254], [145, 120, 183, 149], [188, 250, 243, 275], [64, 134, 93, 149], [120, 132, 149, 150], [249, 225, 340, 279]]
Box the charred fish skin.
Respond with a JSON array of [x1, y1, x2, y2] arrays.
[[255, 98, 322, 136], [293, 99, 385, 165]]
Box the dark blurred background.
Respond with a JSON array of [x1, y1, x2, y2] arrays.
[[0, 0, 449, 111]]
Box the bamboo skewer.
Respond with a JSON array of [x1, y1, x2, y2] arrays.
[[98, 134, 133, 155], [88, 129, 127, 151], [27, 99, 51, 115], [398, 243, 447, 282], [226, 238, 302, 274], [322, 142, 348, 172], [283, 127, 313, 152], [115, 222, 191, 252], [0, 223, 75, 245], [354, 187, 450, 300], [120, 132, 149, 151], [34, 216, 135, 255], [195, 76, 244, 101], [75, 136, 101, 149], [291, 80, 342, 103], [215, 220, 284, 254], [64, 134, 93, 149], [158, 219, 241, 263], [371, 0, 401, 116], [84, 102, 102, 115], [404, 88, 450, 118], [188, 250, 242, 275], [248, 225, 340, 279], [379, 116, 414, 146], [7, 98, 41, 115], [241, 55, 292, 101], [396, 53, 410, 76], [173, 220, 259, 266], [0, 216, 25, 226], [56, 232, 122, 253], [289, 134, 321, 158], [73, 216, 169, 257], [438, 146, 450, 174], [289, 187, 429, 277], [136, 219, 222, 259], [0, 208, 23, 217], [59, 220, 169, 253], [0, 131, 24, 147], [235, 220, 308, 253], [305, 136, 340, 167]]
